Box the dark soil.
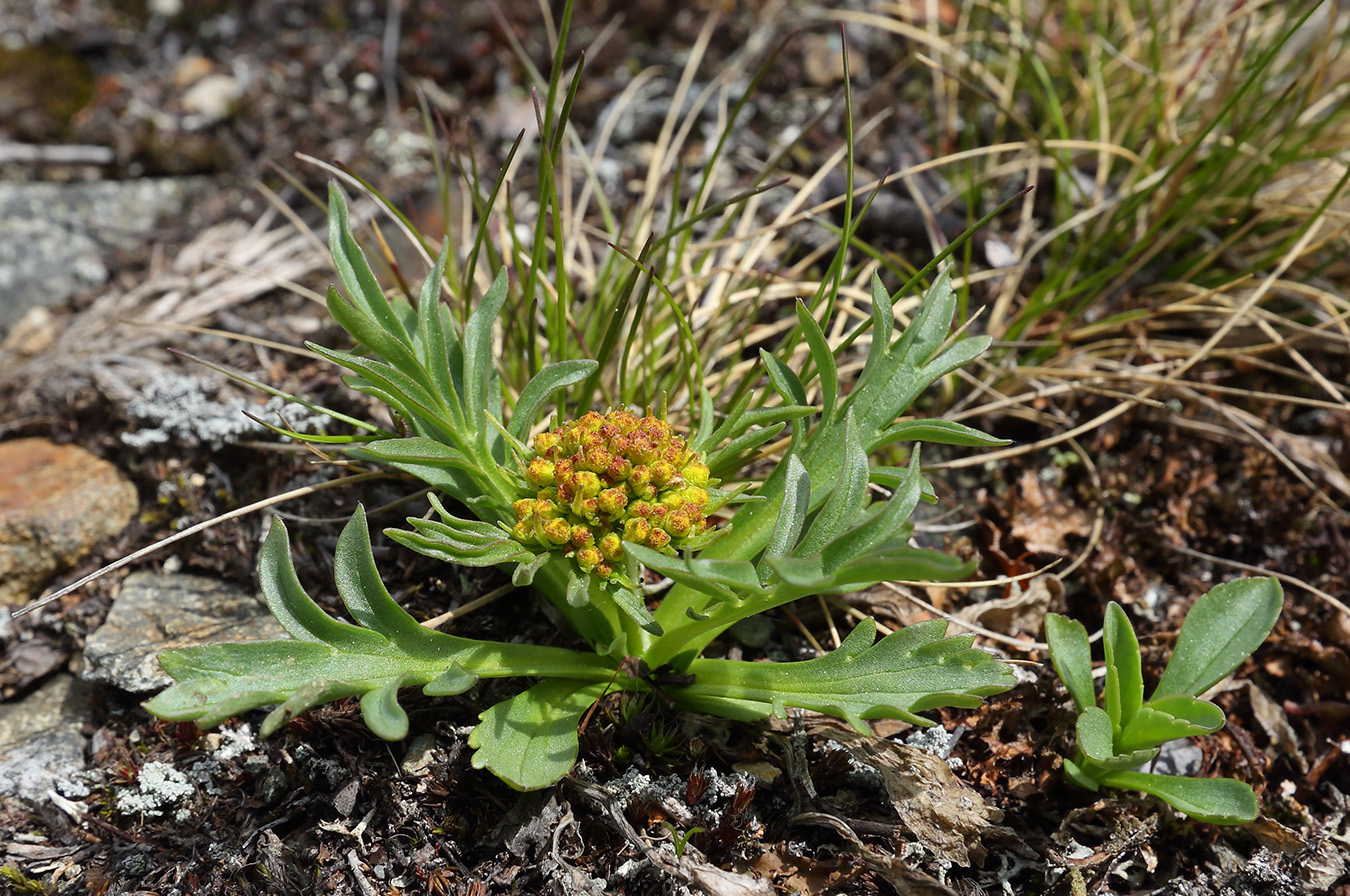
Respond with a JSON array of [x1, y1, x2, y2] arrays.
[[2, 2, 1347, 895]]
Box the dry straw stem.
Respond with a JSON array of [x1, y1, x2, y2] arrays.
[[2, 205, 333, 413], [11, 470, 391, 620]]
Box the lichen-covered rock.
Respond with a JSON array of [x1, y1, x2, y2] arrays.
[[0, 438, 137, 605], [0, 179, 196, 335], [82, 571, 285, 692], [0, 673, 92, 802]]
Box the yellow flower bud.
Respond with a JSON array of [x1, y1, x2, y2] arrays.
[[650, 460, 678, 488], [599, 532, 623, 560], [623, 517, 651, 544], [683, 463, 710, 489], [526, 457, 556, 487], [576, 545, 602, 572], [539, 517, 572, 546], [512, 408, 716, 578], [597, 487, 628, 516]]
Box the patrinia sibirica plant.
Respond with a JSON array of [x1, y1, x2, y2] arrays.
[[145, 185, 1019, 790]]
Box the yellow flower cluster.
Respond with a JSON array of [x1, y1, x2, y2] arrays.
[[512, 410, 712, 579]]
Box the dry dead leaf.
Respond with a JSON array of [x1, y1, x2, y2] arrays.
[[815, 728, 1001, 866], [1011, 470, 1094, 556], [792, 812, 959, 896], [956, 574, 1063, 639], [745, 845, 852, 895]]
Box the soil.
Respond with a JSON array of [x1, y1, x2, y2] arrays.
[[1, 2, 1347, 895]]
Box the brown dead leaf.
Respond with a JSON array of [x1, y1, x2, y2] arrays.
[[792, 812, 959, 896], [745, 845, 852, 895], [1011, 470, 1094, 556], [956, 574, 1063, 639], [815, 728, 1001, 866]]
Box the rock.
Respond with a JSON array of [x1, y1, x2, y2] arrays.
[[181, 73, 242, 124], [0, 673, 92, 802], [82, 571, 286, 693], [0, 439, 137, 605], [0, 179, 193, 336], [171, 55, 213, 89]]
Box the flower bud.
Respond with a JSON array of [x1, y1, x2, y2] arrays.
[[512, 408, 716, 578], [539, 517, 572, 546], [683, 463, 710, 489], [572, 471, 603, 499], [526, 457, 556, 488], [597, 487, 628, 516], [599, 532, 623, 560], [667, 509, 693, 537], [623, 517, 652, 544], [575, 546, 603, 572], [650, 460, 678, 488]]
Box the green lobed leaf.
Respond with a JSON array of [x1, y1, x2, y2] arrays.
[[308, 343, 453, 440], [608, 582, 663, 635], [677, 618, 1015, 732], [256, 518, 386, 651], [624, 542, 764, 603], [391, 521, 538, 567], [145, 515, 615, 741], [327, 184, 412, 345], [347, 437, 493, 509], [1153, 578, 1282, 699], [336, 506, 461, 657], [820, 444, 925, 573], [469, 680, 610, 791], [768, 545, 973, 596], [1117, 695, 1226, 753], [1102, 602, 1143, 734], [1098, 770, 1260, 825], [870, 271, 893, 349], [704, 422, 787, 475], [1044, 613, 1095, 713], [893, 270, 956, 364], [415, 238, 466, 431], [324, 285, 432, 391], [793, 411, 869, 561], [760, 348, 808, 408], [1062, 756, 1100, 792]]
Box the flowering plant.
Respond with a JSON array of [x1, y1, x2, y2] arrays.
[[145, 186, 1016, 790]]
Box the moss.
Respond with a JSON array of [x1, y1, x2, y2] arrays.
[[0, 865, 46, 895], [0, 44, 94, 141]]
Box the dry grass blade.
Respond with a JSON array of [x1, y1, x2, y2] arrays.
[[2, 211, 334, 411]]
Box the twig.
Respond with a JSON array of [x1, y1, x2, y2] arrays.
[[11, 471, 389, 618]]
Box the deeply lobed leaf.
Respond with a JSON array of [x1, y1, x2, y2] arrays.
[[678, 618, 1015, 732]]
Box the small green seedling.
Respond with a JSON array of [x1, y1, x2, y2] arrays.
[[1044, 578, 1282, 824]]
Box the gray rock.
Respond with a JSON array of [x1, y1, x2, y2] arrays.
[[0, 673, 92, 802], [83, 571, 286, 693], [0, 179, 196, 336], [0, 438, 138, 606]]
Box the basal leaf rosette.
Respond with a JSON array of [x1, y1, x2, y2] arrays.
[[512, 410, 726, 583]]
